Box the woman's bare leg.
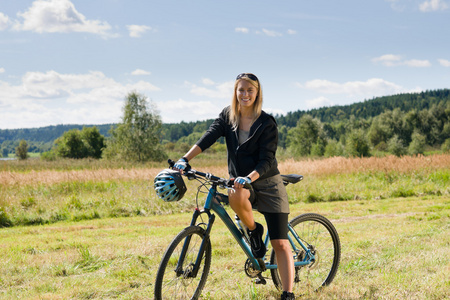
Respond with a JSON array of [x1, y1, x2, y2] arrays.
[[228, 188, 256, 230], [271, 239, 294, 292]]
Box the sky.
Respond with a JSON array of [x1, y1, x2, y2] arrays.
[[0, 0, 449, 130]]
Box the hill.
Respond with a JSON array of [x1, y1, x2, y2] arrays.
[[276, 89, 450, 127], [0, 124, 114, 144], [1, 89, 449, 153]]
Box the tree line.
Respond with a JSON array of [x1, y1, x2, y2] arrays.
[[1, 89, 450, 160]]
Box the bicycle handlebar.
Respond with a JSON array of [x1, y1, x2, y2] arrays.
[[167, 159, 251, 189]]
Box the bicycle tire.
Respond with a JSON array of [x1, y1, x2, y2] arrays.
[[154, 225, 212, 300], [270, 213, 341, 293]]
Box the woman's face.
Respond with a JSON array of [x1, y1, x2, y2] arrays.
[[236, 80, 258, 109]]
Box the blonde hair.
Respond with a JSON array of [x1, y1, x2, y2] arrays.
[[229, 73, 263, 130]]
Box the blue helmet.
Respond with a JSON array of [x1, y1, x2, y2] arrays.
[[154, 169, 187, 202]]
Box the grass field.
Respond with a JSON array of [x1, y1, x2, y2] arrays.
[[0, 154, 449, 299]]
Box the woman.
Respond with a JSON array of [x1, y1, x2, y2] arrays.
[[174, 73, 295, 300]]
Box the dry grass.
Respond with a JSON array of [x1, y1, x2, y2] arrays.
[[1, 154, 449, 187], [0, 168, 160, 187], [278, 154, 450, 176]]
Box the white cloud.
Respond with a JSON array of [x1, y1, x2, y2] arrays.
[[235, 27, 249, 33], [131, 69, 151, 75], [0, 12, 10, 30], [201, 78, 215, 86], [259, 28, 283, 37], [372, 54, 431, 67], [372, 54, 403, 66], [0, 67, 5, 73], [13, 0, 113, 37], [419, 0, 449, 12], [236, 27, 291, 37], [386, 0, 407, 11], [188, 80, 234, 99], [298, 78, 404, 96], [403, 59, 431, 67], [127, 24, 152, 38], [0, 70, 161, 129], [438, 59, 450, 67], [156, 98, 222, 123], [305, 96, 334, 110]]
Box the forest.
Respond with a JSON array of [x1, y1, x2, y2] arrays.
[[1, 89, 449, 158]]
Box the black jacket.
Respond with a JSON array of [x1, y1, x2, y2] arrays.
[[196, 106, 280, 181]]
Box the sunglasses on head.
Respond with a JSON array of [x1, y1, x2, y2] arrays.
[[236, 73, 259, 82]]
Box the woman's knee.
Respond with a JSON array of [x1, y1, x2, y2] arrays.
[[228, 188, 250, 205], [271, 239, 291, 252]]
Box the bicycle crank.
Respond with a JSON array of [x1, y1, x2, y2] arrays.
[[244, 259, 260, 278]]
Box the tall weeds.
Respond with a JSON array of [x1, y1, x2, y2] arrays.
[[1, 154, 449, 227]]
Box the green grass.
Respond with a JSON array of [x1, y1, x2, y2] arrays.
[[1, 159, 448, 228], [0, 154, 449, 298], [0, 196, 448, 299]]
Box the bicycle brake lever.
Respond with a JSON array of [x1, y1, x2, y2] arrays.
[[168, 159, 175, 168]]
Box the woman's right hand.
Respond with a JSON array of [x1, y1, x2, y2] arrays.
[[173, 157, 188, 172], [234, 176, 252, 189]]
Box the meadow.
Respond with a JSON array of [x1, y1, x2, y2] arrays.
[[0, 154, 449, 299]]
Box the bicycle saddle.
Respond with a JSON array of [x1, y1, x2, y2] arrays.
[[281, 174, 303, 184]]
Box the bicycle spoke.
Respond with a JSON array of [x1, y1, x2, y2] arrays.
[[271, 213, 340, 294], [155, 226, 211, 300]]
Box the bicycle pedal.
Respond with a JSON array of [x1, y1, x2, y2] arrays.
[[255, 274, 266, 285]]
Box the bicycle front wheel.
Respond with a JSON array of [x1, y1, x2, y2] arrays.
[[154, 225, 212, 300], [270, 213, 341, 294]]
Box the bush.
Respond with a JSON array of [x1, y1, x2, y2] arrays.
[[15, 140, 29, 160], [324, 139, 344, 157], [374, 141, 388, 152], [388, 135, 407, 157], [409, 130, 427, 155], [345, 129, 371, 157], [41, 150, 58, 161], [0, 207, 12, 227], [54, 127, 105, 159], [310, 139, 327, 157], [442, 138, 450, 153]]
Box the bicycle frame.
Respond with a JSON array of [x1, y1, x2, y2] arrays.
[[178, 180, 316, 277]]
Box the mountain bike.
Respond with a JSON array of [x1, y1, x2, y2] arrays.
[[154, 160, 341, 299]]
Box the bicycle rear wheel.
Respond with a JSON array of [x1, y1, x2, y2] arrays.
[[154, 225, 211, 300], [270, 213, 340, 294]]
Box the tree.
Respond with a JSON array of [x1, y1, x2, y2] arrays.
[[54, 127, 105, 159], [81, 127, 105, 159], [288, 115, 323, 157], [15, 140, 29, 160], [55, 129, 87, 159], [105, 91, 166, 162], [324, 139, 344, 157], [387, 135, 407, 157], [345, 129, 371, 157], [442, 138, 450, 153], [368, 117, 391, 147], [409, 130, 426, 155]]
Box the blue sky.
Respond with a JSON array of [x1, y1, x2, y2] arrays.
[[0, 0, 449, 129]]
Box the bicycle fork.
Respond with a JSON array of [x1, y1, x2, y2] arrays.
[[175, 208, 215, 278]]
